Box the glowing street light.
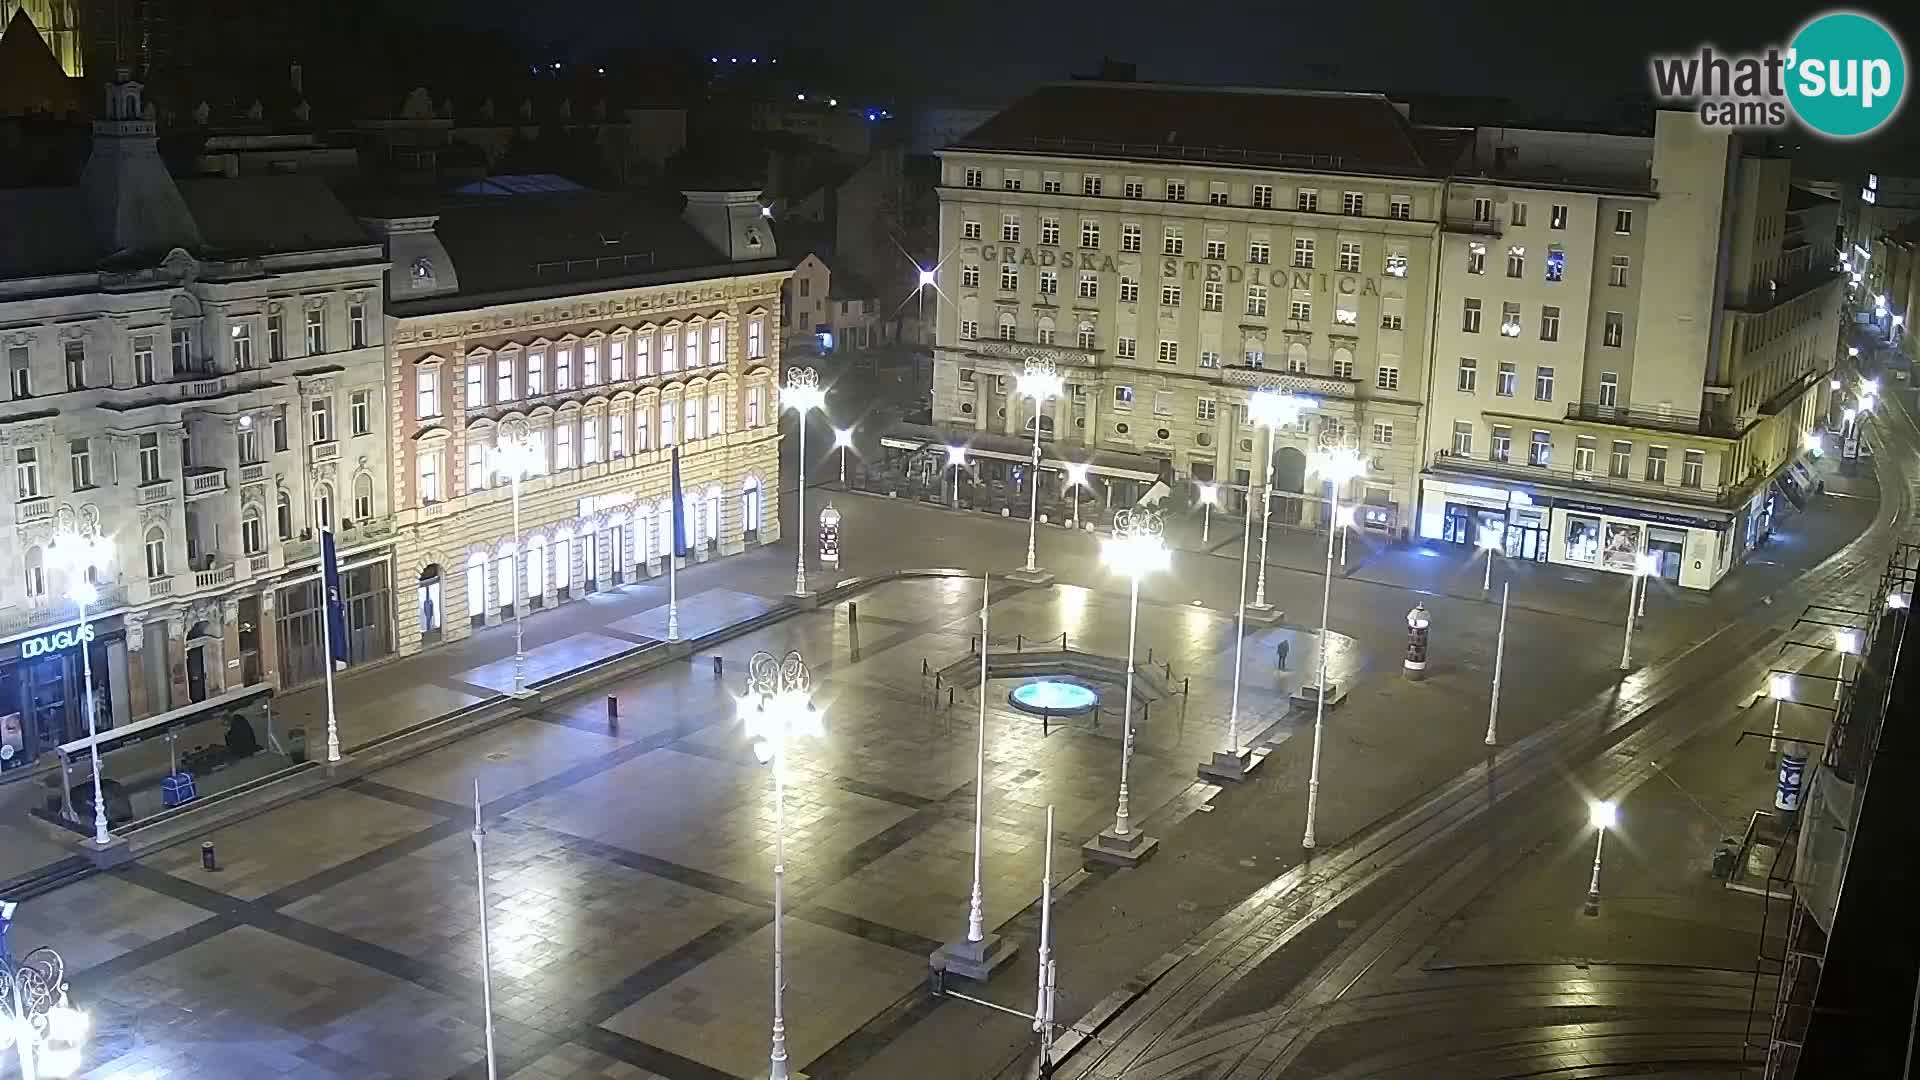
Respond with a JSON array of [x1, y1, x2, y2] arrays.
[[833, 426, 855, 487], [1335, 503, 1357, 565], [1831, 377, 1843, 391], [1477, 524, 1503, 591], [1584, 800, 1617, 915], [739, 650, 824, 1080], [1206, 479, 1257, 783], [493, 423, 545, 685], [1890, 591, 1912, 610], [1247, 391, 1316, 611], [1015, 359, 1065, 577], [1196, 482, 1218, 545], [0, 938, 89, 1079], [1848, 345, 1861, 357], [1863, 376, 1880, 395], [1091, 510, 1169, 862], [917, 265, 937, 289], [1302, 442, 1368, 850], [1060, 462, 1090, 531], [1835, 628, 1861, 702], [48, 526, 114, 845], [945, 444, 968, 507], [1618, 552, 1659, 670], [1767, 670, 1793, 765], [782, 367, 827, 597]]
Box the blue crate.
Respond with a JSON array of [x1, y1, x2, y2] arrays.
[[161, 772, 197, 808]]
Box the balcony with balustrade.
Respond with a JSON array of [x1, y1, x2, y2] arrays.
[[15, 494, 53, 524], [1563, 401, 1749, 440], [183, 466, 228, 499]]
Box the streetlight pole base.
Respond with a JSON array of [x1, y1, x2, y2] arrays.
[[1242, 603, 1286, 627], [1583, 891, 1601, 917], [1006, 567, 1055, 586], [79, 831, 133, 869], [1083, 825, 1159, 868], [1198, 748, 1253, 784], [930, 932, 1019, 983]]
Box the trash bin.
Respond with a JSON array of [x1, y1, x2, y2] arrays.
[[1712, 838, 1740, 879], [287, 727, 308, 764]]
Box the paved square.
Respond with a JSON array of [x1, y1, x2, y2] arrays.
[[147, 787, 444, 900], [370, 718, 627, 808], [463, 631, 647, 692], [607, 587, 778, 640], [2, 873, 210, 974]]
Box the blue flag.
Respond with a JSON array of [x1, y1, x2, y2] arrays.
[[321, 529, 349, 669], [670, 447, 691, 558]]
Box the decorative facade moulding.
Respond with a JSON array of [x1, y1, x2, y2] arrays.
[[1282, 330, 1314, 348], [300, 377, 337, 396], [1328, 332, 1360, 349], [1221, 366, 1356, 400]]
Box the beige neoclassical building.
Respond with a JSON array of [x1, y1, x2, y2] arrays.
[[361, 188, 789, 655], [927, 82, 1443, 535]]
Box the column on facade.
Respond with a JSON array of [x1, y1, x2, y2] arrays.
[[1083, 386, 1098, 448], [125, 612, 150, 720], [165, 613, 189, 708], [541, 531, 559, 608], [974, 380, 989, 431], [257, 588, 281, 689], [218, 597, 241, 696], [1053, 393, 1069, 448], [485, 545, 503, 626]]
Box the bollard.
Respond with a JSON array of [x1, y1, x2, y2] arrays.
[[935, 674, 942, 692], [923, 658, 930, 675], [948, 687, 955, 706], [201, 841, 218, 872], [1147, 647, 1155, 664], [1183, 676, 1191, 696], [713, 655, 724, 678], [849, 601, 859, 623], [1017, 633, 1024, 651], [606, 695, 619, 724]]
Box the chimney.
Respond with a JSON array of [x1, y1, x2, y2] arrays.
[[682, 189, 776, 262]]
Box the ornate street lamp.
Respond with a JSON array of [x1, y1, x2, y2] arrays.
[[1196, 482, 1218, 546], [1087, 509, 1169, 865], [740, 650, 824, 1080], [832, 426, 855, 487], [1584, 800, 1617, 915], [1063, 462, 1090, 530], [1014, 359, 1064, 580], [782, 368, 827, 596], [492, 420, 544, 697], [0, 936, 88, 1079], [47, 523, 112, 846], [1618, 552, 1659, 670], [1302, 440, 1367, 850]]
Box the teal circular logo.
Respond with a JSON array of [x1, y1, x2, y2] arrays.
[[1787, 11, 1907, 138]]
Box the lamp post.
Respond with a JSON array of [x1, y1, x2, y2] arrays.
[[833, 426, 854, 487], [1203, 477, 1257, 782], [1618, 553, 1657, 670], [1767, 671, 1792, 766], [1583, 800, 1617, 915], [1087, 509, 1169, 865], [1248, 391, 1315, 611], [47, 527, 111, 847], [1197, 482, 1217, 546], [782, 367, 826, 597], [1836, 628, 1861, 702], [1485, 582, 1510, 746], [1015, 359, 1064, 578], [1335, 504, 1355, 566], [1477, 524, 1502, 592], [740, 650, 825, 1080], [933, 575, 1015, 979], [1302, 441, 1368, 850], [471, 780, 498, 1080], [492, 421, 543, 697], [0, 940, 89, 1080], [1064, 462, 1089, 530], [945, 444, 968, 507]]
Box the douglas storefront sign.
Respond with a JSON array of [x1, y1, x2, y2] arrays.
[[21, 623, 94, 660]]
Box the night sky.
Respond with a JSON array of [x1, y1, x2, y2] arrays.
[[425, 0, 1920, 157]]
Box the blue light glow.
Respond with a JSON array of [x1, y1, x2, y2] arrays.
[[1009, 680, 1100, 715]]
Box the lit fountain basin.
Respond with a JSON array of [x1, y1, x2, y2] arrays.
[[1008, 678, 1101, 717]]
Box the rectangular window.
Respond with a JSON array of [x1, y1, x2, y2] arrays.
[[1332, 355, 1354, 378], [1293, 237, 1315, 268], [1200, 350, 1220, 368], [1602, 311, 1625, 348], [1206, 239, 1226, 260], [1113, 385, 1134, 409], [638, 405, 655, 448], [583, 342, 600, 385], [1550, 204, 1568, 229], [1196, 398, 1217, 422], [1609, 440, 1632, 478], [1164, 179, 1185, 201], [8, 347, 30, 399], [170, 327, 192, 373], [1339, 241, 1362, 272], [1457, 357, 1478, 393], [1376, 365, 1400, 391], [133, 335, 156, 385], [1119, 277, 1139, 303], [1002, 216, 1020, 242], [610, 411, 626, 458], [1599, 372, 1619, 407], [1161, 284, 1181, 307], [963, 220, 982, 240], [1609, 255, 1630, 287], [1152, 390, 1174, 416], [272, 407, 288, 452], [1614, 209, 1634, 234], [1462, 298, 1482, 333], [960, 320, 979, 340], [1467, 242, 1486, 275], [1342, 191, 1364, 216], [267, 314, 285, 361], [962, 265, 980, 288], [1528, 430, 1551, 467], [1334, 301, 1357, 327], [1043, 175, 1062, 194], [1490, 425, 1512, 463], [527, 349, 547, 394], [1003, 173, 1022, 191], [1507, 246, 1525, 278], [1036, 323, 1055, 346], [1208, 183, 1229, 206], [14, 448, 38, 498], [467, 442, 486, 491], [1083, 175, 1103, 196], [1252, 184, 1273, 209], [419, 448, 442, 503], [69, 438, 92, 490], [1081, 220, 1100, 248], [661, 332, 677, 372], [1381, 297, 1405, 330], [1203, 281, 1223, 311], [1390, 195, 1412, 220], [1645, 446, 1668, 483], [555, 421, 574, 468], [964, 167, 982, 188], [1452, 421, 1473, 456], [998, 319, 1017, 341], [350, 390, 371, 436], [1540, 305, 1561, 342], [1496, 362, 1516, 397], [1545, 247, 1566, 282], [1473, 197, 1493, 223], [1297, 189, 1318, 212], [581, 415, 600, 462], [1511, 201, 1529, 227], [1535, 365, 1555, 401], [684, 327, 699, 369], [1163, 226, 1183, 256], [1122, 224, 1142, 252], [310, 396, 333, 443], [416, 370, 439, 419], [304, 307, 324, 354], [1157, 340, 1179, 364], [1079, 325, 1098, 350], [708, 392, 725, 437], [63, 340, 85, 390], [349, 302, 368, 348], [608, 339, 625, 381], [466, 361, 485, 407], [1248, 241, 1271, 264], [1116, 337, 1136, 359], [1041, 217, 1060, 245], [1289, 298, 1312, 322], [1124, 179, 1144, 199], [138, 433, 161, 483], [497, 355, 515, 401], [1682, 449, 1704, 488], [1246, 285, 1268, 316], [1373, 421, 1394, 446], [1001, 266, 1020, 291], [1574, 436, 1596, 473], [1077, 272, 1098, 299], [221, 324, 251, 372], [1040, 270, 1059, 296], [1501, 302, 1522, 337], [749, 318, 766, 360]]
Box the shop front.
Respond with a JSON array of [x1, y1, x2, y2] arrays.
[[0, 615, 133, 772], [274, 557, 395, 689], [1419, 478, 1547, 561], [1547, 498, 1731, 590]]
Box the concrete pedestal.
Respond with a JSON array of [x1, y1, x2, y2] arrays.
[[930, 931, 1019, 982], [1198, 748, 1252, 784], [79, 833, 133, 869], [1083, 825, 1160, 868], [1243, 603, 1286, 626], [1006, 567, 1055, 586]]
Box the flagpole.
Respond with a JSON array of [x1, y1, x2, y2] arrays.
[[667, 447, 682, 642], [667, 537, 680, 641], [319, 528, 341, 764]]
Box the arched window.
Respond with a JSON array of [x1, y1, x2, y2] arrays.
[[1077, 321, 1097, 350], [242, 505, 265, 554], [742, 476, 763, 533], [418, 563, 442, 636], [353, 472, 374, 521], [657, 498, 675, 555], [526, 535, 546, 599], [23, 546, 44, 599], [997, 313, 1017, 341], [1036, 315, 1056, 345], [704, 485, 723, 545], [314, 482, 335, 530], [144, 526, 167, 578], [276, 489, 293, 539], [466, 551, 486, 620], [553, 527, 572, 591]]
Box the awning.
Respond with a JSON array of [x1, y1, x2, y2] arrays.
[[879, 422, 1162, 483], [58, 683, 273, 759]]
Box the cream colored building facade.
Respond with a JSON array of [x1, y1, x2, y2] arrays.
[[1422, 113, 1842, 590], [930, 84, 1444, 536], [363, 190, 789, 657]]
